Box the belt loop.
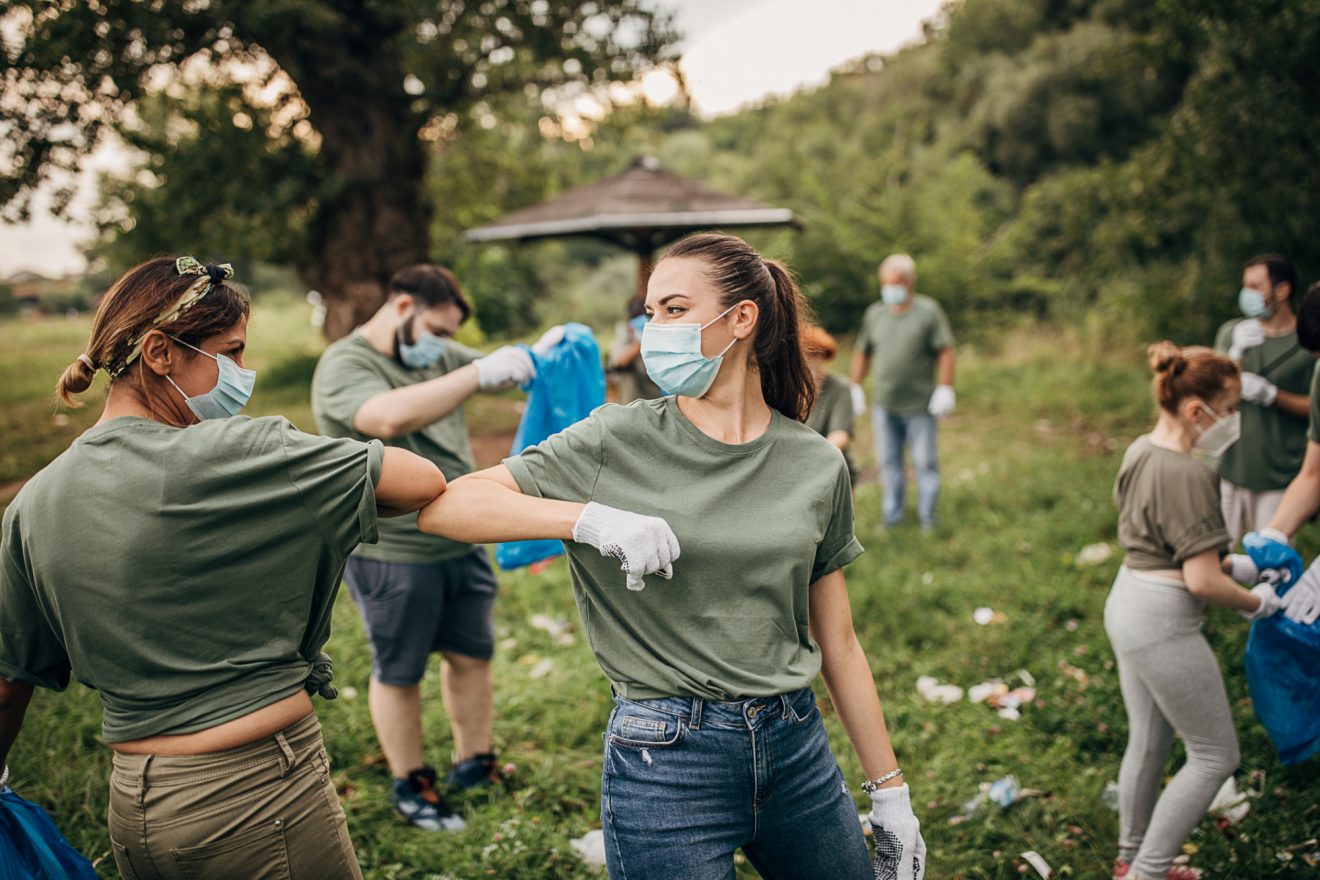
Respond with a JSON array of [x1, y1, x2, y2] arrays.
[[137, 755, 153, 808], [689, 697, 703, 730], [275, 731, 296, 778]]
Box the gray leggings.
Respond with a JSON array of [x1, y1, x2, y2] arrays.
[[1103, 567, 1240, 877]]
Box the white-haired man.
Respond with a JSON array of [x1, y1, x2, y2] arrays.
[[850, 254, 956, 530]]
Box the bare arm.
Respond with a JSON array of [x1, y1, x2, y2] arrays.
[[1183, 550, 1265, 613], [849, 350, 870, 386], [825, 429, 850, 452], [810, 569, 902, 788], [417, 465, 583, 544], [375, 447, 447, 517], [0, 677, 34, 771], [353, 365, 481, 439], [1272, 388, 1310, 420], [1267, 440, 1320, 537], [937, 346, 956, 387]]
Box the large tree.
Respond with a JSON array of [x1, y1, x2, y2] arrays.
[[0, 0, 678, 337]]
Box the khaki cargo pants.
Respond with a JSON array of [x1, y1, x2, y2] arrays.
[[107, 713, 362, 880]]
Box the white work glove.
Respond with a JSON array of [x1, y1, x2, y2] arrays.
[[474, 346, 536, 390], [532, 325, 567, 356], [867, 784, 926, 880], [0, 763, 8, 791], [1228, 319, 1265, 362], [1226, 554, 1259, 585], [927, 384, 956, 418], [1282, 558, 1320, 625], [572, 502, 680, 591], [850, 383, 867, 418], [1239, 372, 1278, 406], [1240, 583, 1282, 621]]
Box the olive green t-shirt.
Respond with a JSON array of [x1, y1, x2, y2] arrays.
[[1114, 435, 1230, 572], [1213, 320, 1312, 491], [858, 294, 955, 414], [0, 416, 383, 743], [312, 332, 479, 563], [805, 373, 858, 484], [504, 397, 863, 701]]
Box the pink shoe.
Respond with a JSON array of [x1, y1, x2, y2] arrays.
[[1165, 868, 1202, 880]]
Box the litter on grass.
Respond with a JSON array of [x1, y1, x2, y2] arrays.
[[1076, 542, 1114, 567], [1020, 850, 1053, 878], [973, 607, 1007, 625], [1208, 776, 1252, 826], [570, 829, 606, 867], [916, 675, 964, 704], [949, 775, 1047, 824]]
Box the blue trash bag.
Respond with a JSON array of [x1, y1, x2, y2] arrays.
[[1243, 531, 1304, 587], [0, 785, 98, 880], [495, 323, 605, 571], [1245, 574, 1320, 766]]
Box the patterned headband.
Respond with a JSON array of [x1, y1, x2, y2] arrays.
[[108, 256, 234, 377]]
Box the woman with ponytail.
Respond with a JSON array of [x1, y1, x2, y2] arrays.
[[417, 232, 925, 879], [1106, 342, 1282, 880], [1, 256, 445, 879]]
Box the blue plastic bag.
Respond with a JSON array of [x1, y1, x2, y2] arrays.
[[0, 786, 98, 880], [495, 323, 605, 571], [1245, 574, 1320, 766]]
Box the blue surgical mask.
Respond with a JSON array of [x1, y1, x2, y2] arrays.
[[165, 336, 256, 420], [640, 303, 739, 398], [882, 284, 909, 306], [398, 314, 448, 368], [1238, 286, 1279, 319]]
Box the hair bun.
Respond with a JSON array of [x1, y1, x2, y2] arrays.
[[1147, 340, 1184, 376]]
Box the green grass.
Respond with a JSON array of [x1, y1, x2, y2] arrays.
[[2, 307, 1318, 879]]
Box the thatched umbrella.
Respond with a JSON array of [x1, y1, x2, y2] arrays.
[[464, 156, 799, 298]]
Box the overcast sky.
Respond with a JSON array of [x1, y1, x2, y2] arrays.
[[0, 0, 944, 276]]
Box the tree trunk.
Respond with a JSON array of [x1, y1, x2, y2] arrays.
[[277, 29, 432, 340]]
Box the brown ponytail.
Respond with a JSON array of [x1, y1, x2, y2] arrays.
[[662, 232, 816, 420], [57, 256, 250, 407], [1146, 341, 1239, 413]]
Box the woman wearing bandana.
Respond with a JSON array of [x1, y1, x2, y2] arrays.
[[418, 234, 926, 880], [0, 256, 444, 879]]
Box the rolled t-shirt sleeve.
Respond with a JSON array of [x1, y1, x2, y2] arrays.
[[280, 421, 384, 557], [1165, 465, 1231, 563], [0, 508, 70, 690], [503, 408, 606, 503], [811, 462, 865, 582]]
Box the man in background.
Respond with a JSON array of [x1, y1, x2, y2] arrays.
[[850, 253, 956, 531], [1213, 254, 1311, 543]]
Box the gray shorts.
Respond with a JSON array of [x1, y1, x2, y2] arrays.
[[344, 549, 497, 686]]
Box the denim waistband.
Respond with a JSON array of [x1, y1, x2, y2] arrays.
[[612, 687, 816, 731]]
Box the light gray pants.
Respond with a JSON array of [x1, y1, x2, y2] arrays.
[[1103, 567, 1240, 877], [1219, 479, 1286, 548]]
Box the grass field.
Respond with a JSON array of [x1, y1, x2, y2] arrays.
[[2, 299, 1318, 879]]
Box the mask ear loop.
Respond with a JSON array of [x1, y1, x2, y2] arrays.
[[702, 301, 746, 358]]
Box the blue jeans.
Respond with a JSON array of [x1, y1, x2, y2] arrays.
[[600, 688, 871, 880], [873, 407, 940, 527]]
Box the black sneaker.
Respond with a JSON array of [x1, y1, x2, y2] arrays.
[[446, 752, 504, 791], [390, 767, 466, 833]]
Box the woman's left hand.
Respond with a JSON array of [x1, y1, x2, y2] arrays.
[[867, 783, 925, 880]]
